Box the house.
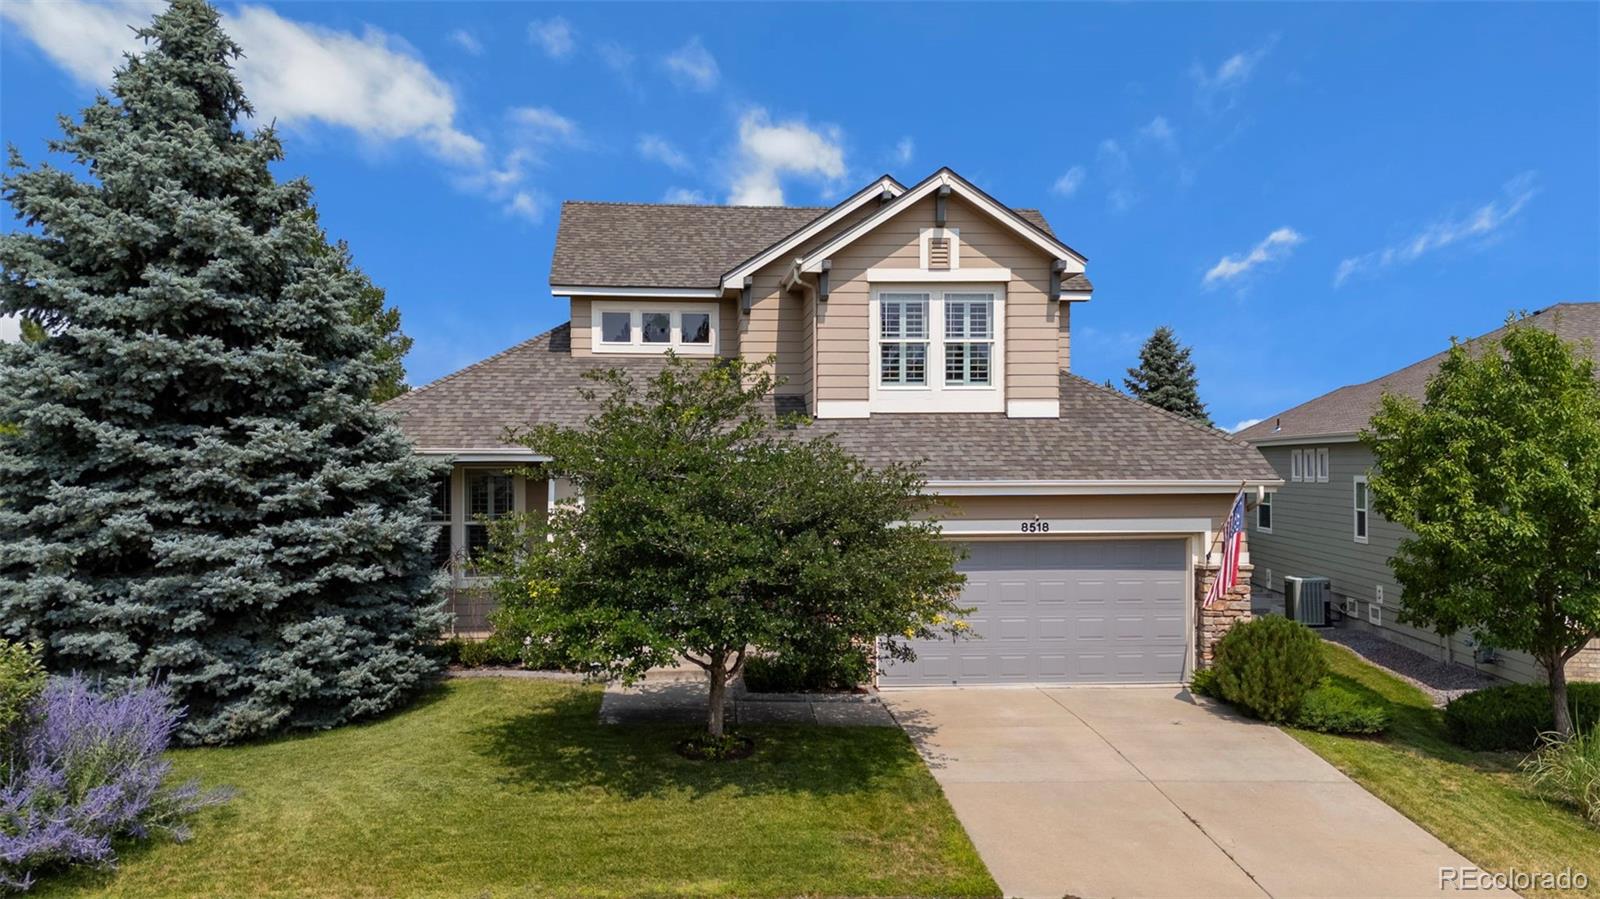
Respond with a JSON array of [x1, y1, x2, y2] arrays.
[[1235, 302, 1600, 683], [385, 168, 1279, 686]]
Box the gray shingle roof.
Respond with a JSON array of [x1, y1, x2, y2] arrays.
[[386, 324, 1274, 483], [1235, 302, 1600, 443], [548, 200, 1069, 290]]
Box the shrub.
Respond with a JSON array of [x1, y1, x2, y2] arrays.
[[1188, 667, 1221, 699], [442, 631, 563, 671], [1212, 616, 1327, 723], [0, 677, 231, 891], [1293, 681, 1391, 734], [742, 640, 871, 694], [0, 641, 45, 739], [1522, 726, 1600, 825], [1444, 683, 1600, 752]]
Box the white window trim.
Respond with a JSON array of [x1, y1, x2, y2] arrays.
[[1353, 475, 1370, 544], [1290, 449, 1303, 482], [1256, 491, 1273, 534], [590, 301, 719, 355], [919, 227, 961, 270], [451, 465, 528, 586], [1316, 447, 1330, 483], [869, 284, 1006, 413]]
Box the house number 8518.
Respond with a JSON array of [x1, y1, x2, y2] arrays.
[[1019, 520, 1051, 533]]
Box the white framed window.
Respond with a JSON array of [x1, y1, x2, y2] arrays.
[[1316, 447, 1330, 483], [590, 302, 718, 355], [943, 294, 994, 386], [428, 475, 453, 569], [1353, 475, 1370, 544], [870, 285, 1005, 413], [1256, 491, 1273, 533], [879, 293, 929, 386], [1290, 450, 1303, 482], [466, 470, 515, 564]]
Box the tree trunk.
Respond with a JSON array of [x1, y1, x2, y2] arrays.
[[1548, 656, 1574, 739], [706, 649, 729, 739]]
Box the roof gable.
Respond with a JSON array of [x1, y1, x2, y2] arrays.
[[798, 168, 1087, 276]]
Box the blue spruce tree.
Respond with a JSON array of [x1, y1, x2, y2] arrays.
[[0, 0, 449, 744]]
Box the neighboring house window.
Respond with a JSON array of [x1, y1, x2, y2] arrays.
[[591, 302, 718, 354], [1353, 475, 1370, 543], [880, 293, 929, 386], [466, 471, 514, 561], [428, 475, 452, 568], [1256, 491, 1273, 533], [1290, 450, 1303, 482], [943, 294, 994, 386], [1316, 447, 1330, 483]]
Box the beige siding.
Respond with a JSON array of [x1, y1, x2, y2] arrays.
[[569, 298, 592, 357], [1059, 301, 1072, 372], [948, 493, 1235, 537], [739, 272, 810, 393], [815, 194, 1062, 405]]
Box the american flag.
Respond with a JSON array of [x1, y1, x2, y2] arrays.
[[1205, 490, 1247, 608]]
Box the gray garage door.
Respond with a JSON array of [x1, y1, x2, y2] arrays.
[[880, 538, 1189, 686]]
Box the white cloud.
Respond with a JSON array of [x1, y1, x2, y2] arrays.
[[505, 191, 543, 221], [663, 36, 718, 91], [663, 187, 710, 204], [597, 41, 637, 88], [638, 134, 691, 171], [509, 106, 581, 145], [727, 108, 846, 206], [448, 29, 482, 56], [528, 17, 574, 60], [1139, 115, 1177, 151], [1051, 165, 1086, 197], [894, 137, 915, 165], [0, 315, 20, 343], [1230, 418, 1263, 434], [1191, 38, 1277, 110], [1204, 227, 1305, 285], [1334, 173, 1538, 286], [0, 0, 484, 165]]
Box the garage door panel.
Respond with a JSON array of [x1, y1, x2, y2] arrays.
[[882, 538, 1189, 686]]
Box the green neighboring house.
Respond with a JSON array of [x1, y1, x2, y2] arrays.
[[1235, 302, 1600, 684]]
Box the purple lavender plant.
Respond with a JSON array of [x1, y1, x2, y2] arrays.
[[0, 677, 231, 891]]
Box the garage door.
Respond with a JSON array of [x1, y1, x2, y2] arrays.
[[880, 538, 1189, 686]]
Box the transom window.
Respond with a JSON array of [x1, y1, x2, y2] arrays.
[[879, 293, 929, 386], [943, 294, 994, 386], [592, 303, 717, 354]]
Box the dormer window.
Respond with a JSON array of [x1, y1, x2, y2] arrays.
[[591, 301, 717, 354], [870, 284, 1005, 413]]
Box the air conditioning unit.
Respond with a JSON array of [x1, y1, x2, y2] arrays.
[[1284, 576, 1331, 627]]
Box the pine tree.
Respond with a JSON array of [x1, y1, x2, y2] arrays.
[[0, 0, 448, 745], [1124, 326, 1213, 426]]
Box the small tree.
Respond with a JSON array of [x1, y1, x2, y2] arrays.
[[1124, 326, 1212, 425], [485, 357, 968, 740], [1366, 314, 1600, 737]]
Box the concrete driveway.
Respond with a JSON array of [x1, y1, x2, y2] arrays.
[[883, 687, 1507, 899]]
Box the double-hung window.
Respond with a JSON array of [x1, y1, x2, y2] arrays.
[[943, 294, 994, 386], [1353, 476, 1370, 543], [466, 471, 514, 563], [1256, 491, 1273, 532], [879, 293, 929, 386]]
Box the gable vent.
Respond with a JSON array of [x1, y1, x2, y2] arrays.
[[928, 237, 952, 271]]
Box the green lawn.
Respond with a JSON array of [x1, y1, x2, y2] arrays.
[[1290, 643, 1600, 899], [42, 678, 996, 898]]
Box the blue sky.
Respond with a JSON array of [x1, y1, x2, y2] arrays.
[[3, 2, 1597, 431]]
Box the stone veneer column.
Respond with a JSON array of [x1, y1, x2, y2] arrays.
[[1195, 531, 1254, 670]]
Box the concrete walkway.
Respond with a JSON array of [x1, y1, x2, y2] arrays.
[[883, 687, 1509, 899]]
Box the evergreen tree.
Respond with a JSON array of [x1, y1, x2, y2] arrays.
[[1124, 326, 1213, 425], [0, 0, 448, 745]]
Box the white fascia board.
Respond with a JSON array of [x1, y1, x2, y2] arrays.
[[552, 286, 724, 299], [416, 449, 553, 463], [1059, 290, 1093, 302], [932, 517, 1215, 536], [1243, 432, 1362, 447], [865, 267, 1012, 282], [926, 479, 1284, 496], [800, 170, 1086, 274], [718, 176, 906, 290]]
